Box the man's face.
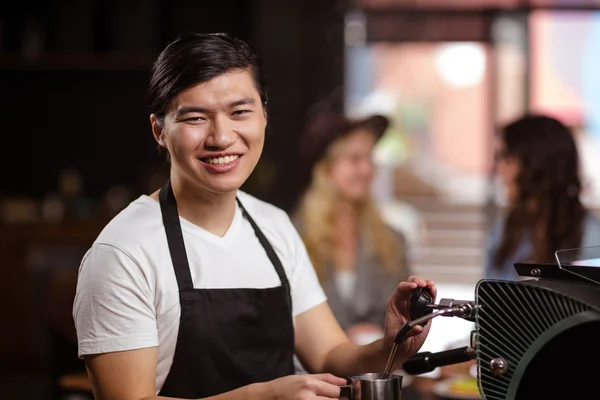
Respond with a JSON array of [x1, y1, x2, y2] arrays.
[[153, 69, 267, 195]]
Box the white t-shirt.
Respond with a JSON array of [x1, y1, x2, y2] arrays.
[[73, 191, 327, 394]]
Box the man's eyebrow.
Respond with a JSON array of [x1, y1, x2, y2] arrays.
[[175, 106, 209, 118], [229, 97, 256, 108]]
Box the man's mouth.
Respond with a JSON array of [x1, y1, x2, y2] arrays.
[[200, 154, 241, 165]]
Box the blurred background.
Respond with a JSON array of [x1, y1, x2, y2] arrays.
[[2, 0, 600, 399]]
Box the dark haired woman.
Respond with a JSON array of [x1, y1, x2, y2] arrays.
[[73, 32, 436, 400], [485, 114, 600, 280]]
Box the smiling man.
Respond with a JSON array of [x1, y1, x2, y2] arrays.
[[73, 32, 436, 400]]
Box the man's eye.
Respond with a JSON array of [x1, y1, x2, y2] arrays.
[[232, 110, 251, 116], [184, 117, 205, 123]]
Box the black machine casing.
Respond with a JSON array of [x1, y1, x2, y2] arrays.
[[475, 263, 600, 399]]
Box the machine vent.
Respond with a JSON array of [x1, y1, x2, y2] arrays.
[[475, 280, 591, 400]]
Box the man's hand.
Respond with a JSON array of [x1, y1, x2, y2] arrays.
[[248, 373, 347, 400], [382, 276, 437, 367]]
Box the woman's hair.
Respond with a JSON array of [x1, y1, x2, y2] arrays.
[[494, 115, 586, 268], [295, 132, 403, 279], [147, 32, 267, 122]]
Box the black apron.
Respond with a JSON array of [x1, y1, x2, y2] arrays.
[[157, 179, 295, 398]]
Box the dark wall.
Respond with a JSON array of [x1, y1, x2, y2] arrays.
[[1, 0, 347, 211], [250, 0, 347, 210], [1, 70, 156, 198]]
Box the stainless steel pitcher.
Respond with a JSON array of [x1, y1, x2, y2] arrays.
[[339, 373, 403, 400]]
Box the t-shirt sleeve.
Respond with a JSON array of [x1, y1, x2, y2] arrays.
[[73, 243, 158, 358], [284, 216, 327, 317]]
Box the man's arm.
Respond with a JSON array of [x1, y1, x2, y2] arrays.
[[294, 278, 435, 378], [293, 302, 389, 378], [86, 348, 253, 400], [86, 348, 158, 400], [86, 347, 346, 400], [78, 245, 254, 400]]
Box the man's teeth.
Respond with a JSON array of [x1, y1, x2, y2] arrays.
[[204, 155, 240, 165]]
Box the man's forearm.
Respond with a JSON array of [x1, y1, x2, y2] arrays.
[[321, 339, 401, 377]]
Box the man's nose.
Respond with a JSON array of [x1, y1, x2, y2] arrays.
[[205, 116, 236, 149]]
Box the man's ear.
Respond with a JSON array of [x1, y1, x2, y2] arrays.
[[150, 114, 167, 148]]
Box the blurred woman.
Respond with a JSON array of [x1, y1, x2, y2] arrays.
[[485, 114, 600, 280], [294, 112, 411, 344]]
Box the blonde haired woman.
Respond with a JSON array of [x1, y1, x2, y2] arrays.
[[294, 111, 410, 345]]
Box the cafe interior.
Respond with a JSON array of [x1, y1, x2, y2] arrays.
[[3, 0, 600, 399]]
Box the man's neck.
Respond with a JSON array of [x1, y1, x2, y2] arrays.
[[158, 173, 238, 237]]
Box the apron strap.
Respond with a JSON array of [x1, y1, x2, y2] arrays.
[[159, 179, 292, 311], [159, 178, 194, 291], [236, 198, 292, 309]]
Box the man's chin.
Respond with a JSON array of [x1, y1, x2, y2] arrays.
[[201, 175, 249, 195]]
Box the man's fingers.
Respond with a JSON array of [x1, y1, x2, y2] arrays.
[[407, 325, 424, 338], [426, 280, 437, 299], [407, 275, 428, 287], [306, 378, 344, 398], [396, 281, 418, 292], [397, 277, 437, 302], [313, 373, 347, 386]]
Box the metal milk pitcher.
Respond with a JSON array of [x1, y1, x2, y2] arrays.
[[339, 373, 403, 400]]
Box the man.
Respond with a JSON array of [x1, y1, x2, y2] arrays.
[[73, 32, 436, 400]]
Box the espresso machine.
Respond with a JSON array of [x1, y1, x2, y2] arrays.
[[398, 246, 600, 399]]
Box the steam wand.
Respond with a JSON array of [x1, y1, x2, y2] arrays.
[[382, 303, 475, 378]]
